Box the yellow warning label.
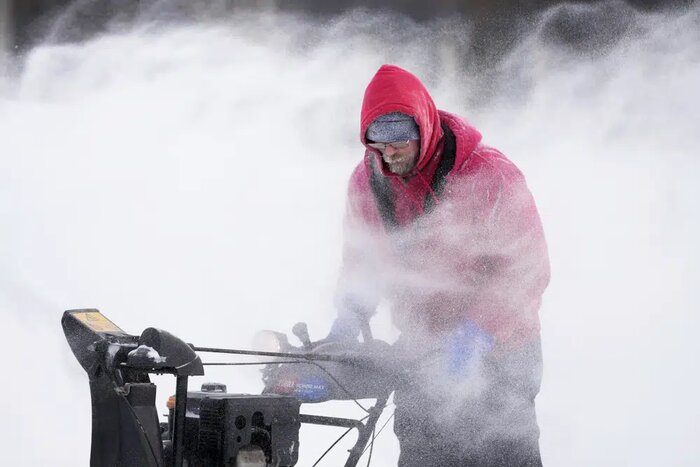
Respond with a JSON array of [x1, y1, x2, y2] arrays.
[[73, 311, 124, 334]]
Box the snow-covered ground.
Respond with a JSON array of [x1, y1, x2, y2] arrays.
[[1, 3, 698, 465]]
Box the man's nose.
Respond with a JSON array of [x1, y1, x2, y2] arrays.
[[383, 146, 398, 156]]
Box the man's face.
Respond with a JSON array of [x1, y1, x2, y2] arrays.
[[379, 140, 420, 176]]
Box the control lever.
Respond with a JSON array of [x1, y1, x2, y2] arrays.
[[359, 319, 373, 343], [292, 322, 312, 351]]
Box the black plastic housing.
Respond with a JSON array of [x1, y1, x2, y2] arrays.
[[62, 309, 163, 467], [180, 391, 300, 467]]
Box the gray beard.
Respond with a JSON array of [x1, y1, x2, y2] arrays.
[[386, 161, 413, 176]]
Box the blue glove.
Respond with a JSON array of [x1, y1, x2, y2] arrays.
[[326, 292, 375, 342], [327, 311, 363, 342], [446, 320, 495, 379]]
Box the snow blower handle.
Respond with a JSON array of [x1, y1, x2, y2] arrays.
[[359, 317, 373, 342], [292, 322, 312, 350]]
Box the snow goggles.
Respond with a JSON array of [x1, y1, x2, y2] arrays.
[[366, 140, 413, 150]]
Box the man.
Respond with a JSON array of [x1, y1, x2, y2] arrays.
[[327, 64, 550, 466]]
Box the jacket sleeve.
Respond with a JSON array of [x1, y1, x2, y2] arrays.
[[446, 151, 550, 345], [331, 162, 384, 336]]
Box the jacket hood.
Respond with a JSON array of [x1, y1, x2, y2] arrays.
[[360, 65, 443, 176]]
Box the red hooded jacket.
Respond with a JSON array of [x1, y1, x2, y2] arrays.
[[337, 65, 550, 349]]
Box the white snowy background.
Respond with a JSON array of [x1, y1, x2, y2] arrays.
[[1, 2, 699, 465]]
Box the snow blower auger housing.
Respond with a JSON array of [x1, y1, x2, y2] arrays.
[[61, 309, 301, 467]]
